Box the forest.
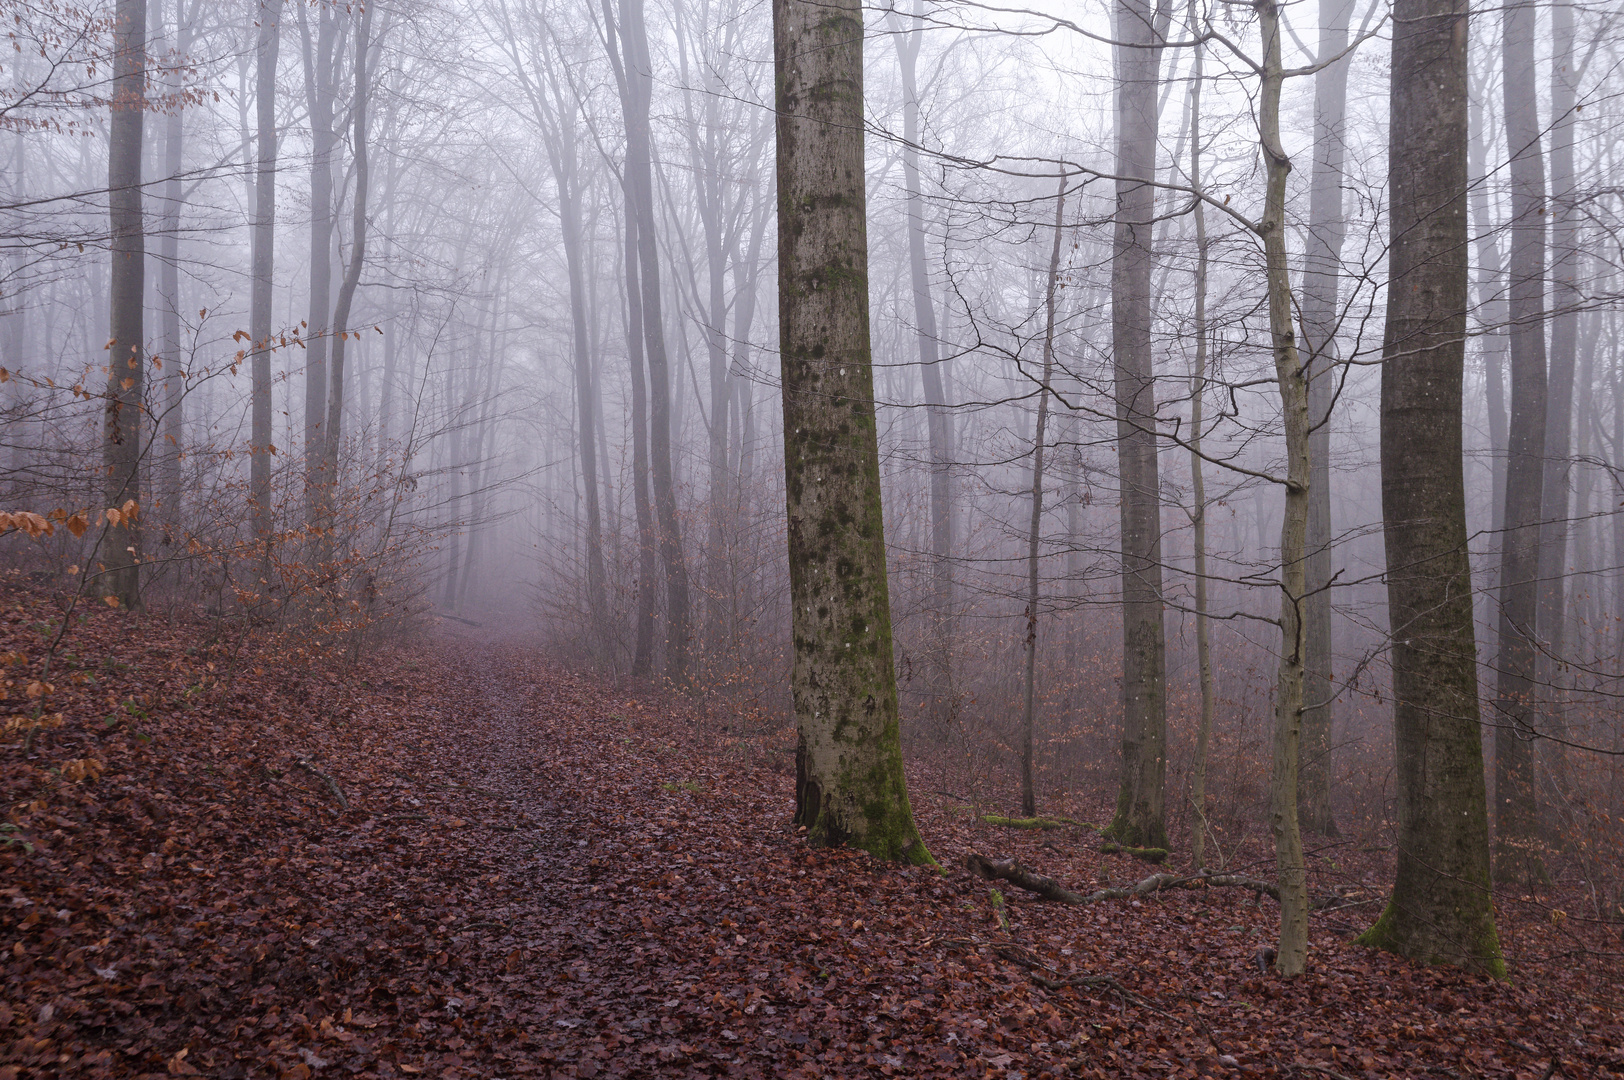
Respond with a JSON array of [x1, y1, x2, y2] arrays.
[[2, 0, 1623, 1076]]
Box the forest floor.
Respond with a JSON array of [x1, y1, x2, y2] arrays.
[[1, 578, 1621, 1080]]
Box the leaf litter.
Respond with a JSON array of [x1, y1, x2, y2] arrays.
[[0, 582, 1619, 1078]]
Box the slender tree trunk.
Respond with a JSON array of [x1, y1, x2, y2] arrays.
[[1356, 0, 1504, 977], [1493, 0, 1549, 886], [298, 2, 339, 525], [1255, 0, 1309, 978], [156, 0, 189, 542], [250, 0, 281, 581], [1298, 0, 1353, 839], [103, 0, 147, 610], [321, 0, 372, 529], [890, 0, 955, 731], [562, 176, 610, 648], [1538, 0, 1579, 809], [1021, 176, 1067, 819], [1467, 74, 1509, 549], [1104, 0, 1169, 850], [601, 0, 659, 675], [621, 0, 691, 682], [774, 0, 930, 863], [1185, 2, 1214, 871]]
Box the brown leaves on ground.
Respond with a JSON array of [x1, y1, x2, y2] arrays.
[[0, 581, 1619, 1079]]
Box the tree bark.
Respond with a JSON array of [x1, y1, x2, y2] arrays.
[[1103, 0, 1169, 851], [1021, 175, 1066, 820], [1297, 0, 1353, 839], [1184, 0, 1213, 872], [1492, 0, 1549, 887], [103, 0, 147, 610], [620, 0, 691, 683], [1357, 0, 1504, 977], [774, 0, 930, 863], [250, 0, 281, 579]]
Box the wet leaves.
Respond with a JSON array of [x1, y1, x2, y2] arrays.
[[0, 582, 1619, 1078]]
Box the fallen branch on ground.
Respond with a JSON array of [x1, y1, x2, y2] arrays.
[[980, 814, 1088, 831], [1100, 841, 1169, 863], [965, 854, 1280, 904], [293, 759, 348, 810]]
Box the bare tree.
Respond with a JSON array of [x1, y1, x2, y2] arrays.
[[1492, 0, 1550, 886], [250, 0, 282, 573], [1357, 0, 1504, 976], [320, 0, 374, 523], [774, 0, 929, 862], [1298, 0, 1355, 839], [1104, 0, 1172, 851], [1183, 0, 1214, 871], [102, 0, 146, 609], [889, 0, 955, 727], [1020, 173, 1066, 819], [620, 0, 691, 682]]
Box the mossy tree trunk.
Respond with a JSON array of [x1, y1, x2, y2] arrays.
[[1357, 0, 1504, 978], [773, 0, 930, 864], [1104, 0, 1170, 852]]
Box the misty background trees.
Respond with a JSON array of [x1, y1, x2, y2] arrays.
[[4, 0, 1624, 969]]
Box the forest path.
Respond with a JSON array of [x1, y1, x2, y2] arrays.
[[1, 580, 1612, 1080]]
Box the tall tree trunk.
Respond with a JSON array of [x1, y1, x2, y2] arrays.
[[1103, 0, 1169, 850], [890, 0, 955, 731], [601, 0, 659, 675], [298, 2, 339, 525], [1467, 71, 1509, 551], [1021, 176, 1066, 819], [1538, 0, 1579, 810], [156, 0, 189, 542], [103, 0, 147, 610], [621, 0, 691, 682], [250, 0, 281, 580], [774, 0, 929, 863], [1356, 0, 1504, 977], [1297, 0, 1353, 839], [1185, 0, 1214, 872], [1492, 0, 1549, 887], [1256, 0, 1309, 977], [321, 0, 373, 529], [561, 165, 609, 649]]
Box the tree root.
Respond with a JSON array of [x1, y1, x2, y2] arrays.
[[965, 853, 1279, 904]]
